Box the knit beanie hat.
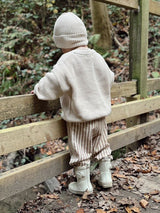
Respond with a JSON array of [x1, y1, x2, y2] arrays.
[[53, 12, 88, 49]]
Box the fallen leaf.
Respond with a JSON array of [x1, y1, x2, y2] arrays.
[[107, 207, 117, 213], [41, 193, 59, 199], [112, 173, 128, 179], [140, 199, 148, 208], [118, 198, 134, 206], [137, 167, 152, 174], [131, 206, 140, 213], [0, 161, 3, 169], [153, 170, 160, 174], [101, 193, 109, 201], [151, 166, 159, 170], [77, 200, 82, 208], [82, 190, 92, 200], [132, 164, 141, 171], [144, 194, 150, 200], [143, 144, 150, 150], [40, 148, 46, 154], [110, 196, 116, 201], [128, 186, 133, 190], [151, 150, 157, 156], [76, 209, 85, 213], [96, 209, 106, 213], [151, 165, 160, 173], [124, 157, 136, 163], [153, 198, 160, 203], [76, 197, 80, 202], [122, 185, 129, 190], [125, 206, 132, 213], [149, 190, 159, 195], [66, 145, 69, 150], [46, 150, 52, 155]]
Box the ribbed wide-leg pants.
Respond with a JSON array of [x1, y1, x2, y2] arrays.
[[67, 117, 112, 166]]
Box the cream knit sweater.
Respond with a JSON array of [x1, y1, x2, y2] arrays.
[[34, 48, 114, 122]]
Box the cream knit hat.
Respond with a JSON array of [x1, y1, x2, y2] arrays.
[[53, 12, 88, 49]]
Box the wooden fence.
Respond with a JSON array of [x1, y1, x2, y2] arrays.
[[0, 0, 160, 201]]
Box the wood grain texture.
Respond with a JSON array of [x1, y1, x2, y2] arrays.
[[111, 81, 137, 98], [94, 0, 139, 10], [109, 118, 160, 151], [129, 0, 149, 98], [147, 78, 160, 91], [106, 95, 160, 123], [0, 94, 60, 120], [149, 0, 160, 16], [94, 0, 160, 16], [0, 118, 67, 155]]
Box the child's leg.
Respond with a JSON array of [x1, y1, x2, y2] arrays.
[[66, 118, 112, 193], [67, 121, 92, 166], [67, 121, 93, 194], [67, 118, 112, 166], [91, 118, 113, 188], [92, 117, 112, 161]]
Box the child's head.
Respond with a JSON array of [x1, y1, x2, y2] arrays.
[[53, 12, 88, 51]]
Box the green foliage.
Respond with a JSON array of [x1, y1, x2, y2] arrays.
[[151, 71, 160, 78], [0, 0, 62, 96], [89, 34, 101, 47], [0, 0, 90, 96], [112, 147, 126, 160], [89, 34, 111, 56], [107, 4, 129, 26], [2, 26, 32, 51], [0, 0, 159, 96]]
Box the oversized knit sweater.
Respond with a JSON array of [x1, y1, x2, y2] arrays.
[[34, 48, 114, 122]]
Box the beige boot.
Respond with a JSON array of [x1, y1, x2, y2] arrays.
[[98, 158, 112, 188], [69, 164, 93, 195]]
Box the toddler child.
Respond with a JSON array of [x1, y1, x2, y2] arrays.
[[34, 12, 114, 195]]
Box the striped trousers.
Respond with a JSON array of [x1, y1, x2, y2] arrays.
[[67, 117, 112, 166]]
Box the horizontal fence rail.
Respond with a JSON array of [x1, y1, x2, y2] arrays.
[[107, 95, 160, 123], [147, 78, 160, 91], [1, 79, 160, 121], [0, 95, 60, 121], [0, 95, 160, 155], [94, 0, 160, 16], [0, 118, 67, 156], [1, 117, 160, 200]]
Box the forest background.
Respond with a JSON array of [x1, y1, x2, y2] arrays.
[[0, 0, 160, 167], [0, 0, 159, 97]]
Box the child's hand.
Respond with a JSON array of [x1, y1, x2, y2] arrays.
[[30, 90, 34, 94]]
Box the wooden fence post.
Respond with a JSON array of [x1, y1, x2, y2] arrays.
[[127, 0, 150, 151], [129, 0, 149, 98]]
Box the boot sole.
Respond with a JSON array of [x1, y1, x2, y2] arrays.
[[98, 181, 112, 188], [69, 187, 93, 195]]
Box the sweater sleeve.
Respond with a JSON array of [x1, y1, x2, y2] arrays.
[[105, 62, 114, 86], [110, 70, 115, 86], [34, 69, 63, 100]]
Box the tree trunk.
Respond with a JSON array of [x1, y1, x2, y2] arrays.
[[90, 0, 112, 51]]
